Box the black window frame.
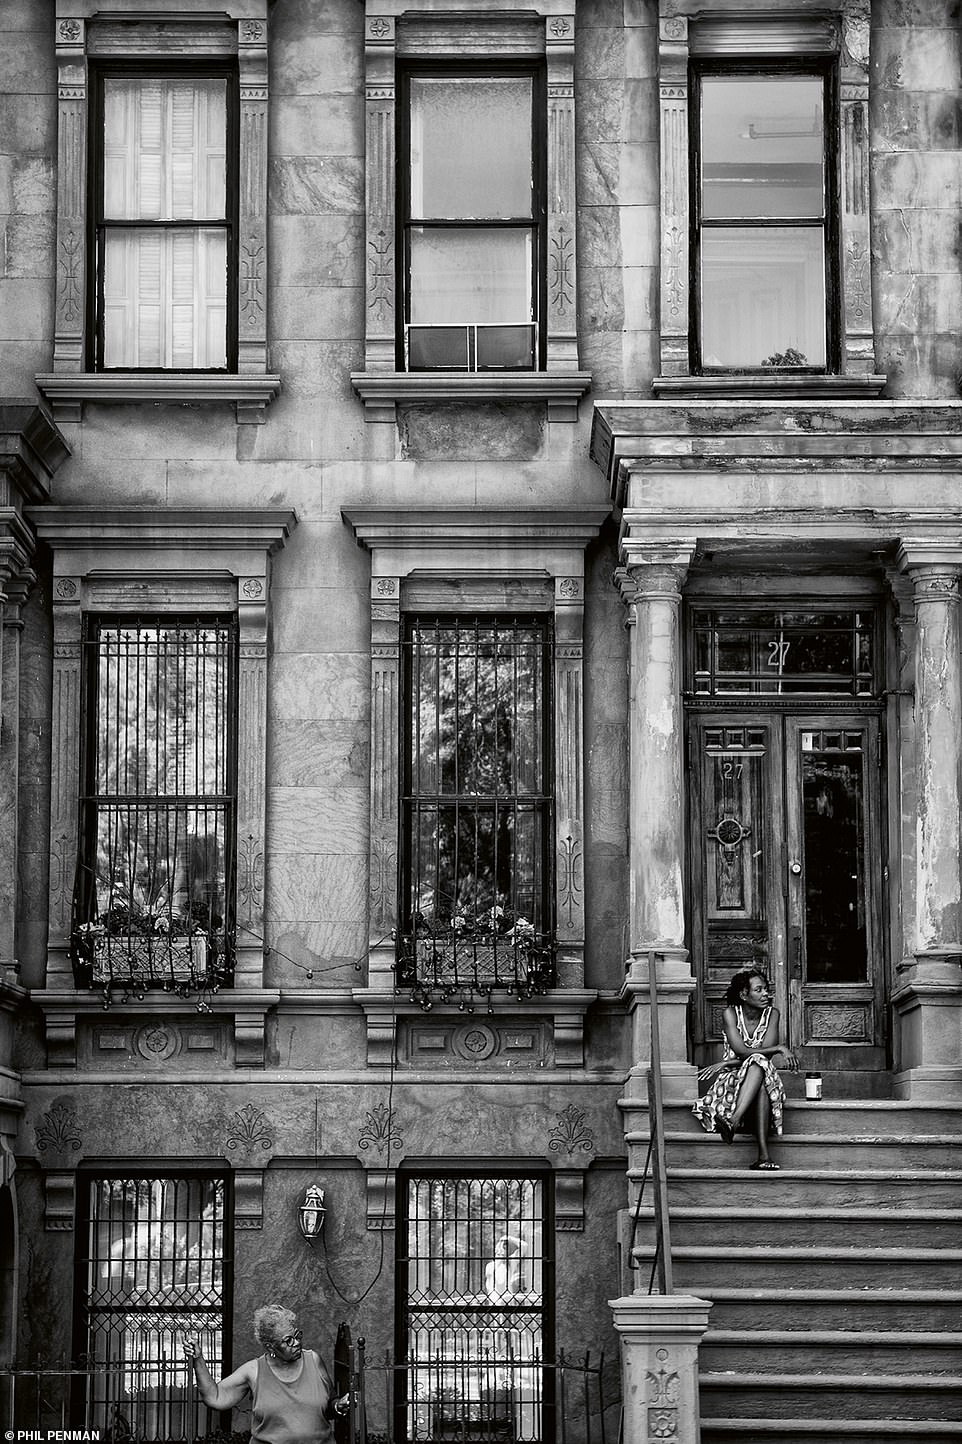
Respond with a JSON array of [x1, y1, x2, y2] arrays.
[[71, 1168, 233, 1438], [395, 1163, 556, 1444], [397, 60, 547, 373], [397, 612, 556, 987], [689, 55, 840, 377], [72, 613, 240, 989], [88, 58, 240, 374]]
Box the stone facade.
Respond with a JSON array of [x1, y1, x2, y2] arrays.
[[0, 0, 960, 1436]]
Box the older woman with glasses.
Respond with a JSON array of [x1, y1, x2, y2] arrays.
[[184, 1304, 348, 1444]]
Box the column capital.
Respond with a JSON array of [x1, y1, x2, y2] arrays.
[[615, 542, 694, 605], [896, 542, 962, 597]]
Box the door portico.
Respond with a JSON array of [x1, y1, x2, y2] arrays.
[[594, 397, 962, 1100]]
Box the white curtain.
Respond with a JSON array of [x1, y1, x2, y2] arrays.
[[103, 78, 227, 368]]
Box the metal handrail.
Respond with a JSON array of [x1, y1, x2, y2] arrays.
[[631, 949, 674, 1295]]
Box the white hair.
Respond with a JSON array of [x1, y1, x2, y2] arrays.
[[253, 1303, 297, 1347]]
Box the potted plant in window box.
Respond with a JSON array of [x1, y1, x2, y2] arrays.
[[399, 903, 555, 1001]]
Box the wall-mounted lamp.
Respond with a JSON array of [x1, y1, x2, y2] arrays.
[[299, 1183, 327, 1242]]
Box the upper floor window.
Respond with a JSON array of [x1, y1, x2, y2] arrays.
[[693, 64, 836, 374], [652, 2, 884, 397], [397, 615, 555, 996], [72, 618, 238, 993], [401, 68, 543, 372], [94, 70, 235, 371]]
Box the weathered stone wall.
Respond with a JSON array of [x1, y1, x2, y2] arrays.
[[872, 0, 962, 397]]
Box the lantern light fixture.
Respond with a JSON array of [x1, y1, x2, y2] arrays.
[[299, 1183, 327, 1242]]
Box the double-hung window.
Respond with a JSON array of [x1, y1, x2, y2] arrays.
[[401, 68, 543, 372], [399, 616, 554, 993], [94, 68, 235, 371], [73, 618, 237, 992], [692, 62, 836, 373]]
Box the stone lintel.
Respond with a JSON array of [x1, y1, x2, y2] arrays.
[[29, 507, 296, 560], [344, 506, 609, 561]]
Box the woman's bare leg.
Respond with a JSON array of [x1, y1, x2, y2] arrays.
[[730, 1060, 765, 1129], [753, 1086, 772, 1164]]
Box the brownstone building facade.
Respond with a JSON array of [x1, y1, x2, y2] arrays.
[[1, 1, 961, 1440]]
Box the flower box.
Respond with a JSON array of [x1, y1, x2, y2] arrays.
[[415, 938, 530, 988], [90, 934, 208, 986]]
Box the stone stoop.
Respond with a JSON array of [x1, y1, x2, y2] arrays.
[[621, 1098, 962, 1444]]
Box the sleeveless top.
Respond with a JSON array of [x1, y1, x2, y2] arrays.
[[250, 1348, 335, 1444], [722, 1004, 771, 1060]]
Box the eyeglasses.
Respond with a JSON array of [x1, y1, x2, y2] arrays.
[[279, 1330, 302, 1349]]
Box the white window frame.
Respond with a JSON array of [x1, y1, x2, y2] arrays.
[[653, 0, 886, 399], [37, 1, 279, 424]]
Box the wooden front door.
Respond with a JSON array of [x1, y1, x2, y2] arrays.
[[689, 712, 885, 1070]]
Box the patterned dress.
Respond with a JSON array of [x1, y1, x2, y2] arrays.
[[692, 1004, 786, 1136]]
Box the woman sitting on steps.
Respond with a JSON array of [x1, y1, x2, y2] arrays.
[[692, 969, 799, 1170]]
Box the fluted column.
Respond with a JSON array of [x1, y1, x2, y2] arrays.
[[893, 545, 962, 1097], [617, 541, 697, 1097]]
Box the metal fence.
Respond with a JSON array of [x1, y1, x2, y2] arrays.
[[0, 1346, 613, 1444]]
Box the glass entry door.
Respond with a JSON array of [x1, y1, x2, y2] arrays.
[[689, 712, 885, 1070]]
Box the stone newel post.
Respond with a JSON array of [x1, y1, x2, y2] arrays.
[[892, 546, 962, 1097]]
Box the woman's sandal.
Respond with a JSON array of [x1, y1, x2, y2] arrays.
[[750, 1159, 780, 1171], [717, 1119, 735, 1145]]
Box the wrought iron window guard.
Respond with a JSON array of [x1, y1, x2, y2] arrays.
[[72, 920, 232, 1009]]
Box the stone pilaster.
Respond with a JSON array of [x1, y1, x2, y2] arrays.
[[892, 546, 962, 1097], [545, 14, 578, 371], [657, 8, 689, 378], [363, 14, 397, 374], [617, 542, 698, 1099], [237, 16, 270, 381], [368, 576, 401, 998], [839, 0, 875, 375], [235, 574, 270, 992], [47, 575, 83, 994], [553, 574, 585, 988], [53, 15, 87, 374], [0, 572, 35, 970]]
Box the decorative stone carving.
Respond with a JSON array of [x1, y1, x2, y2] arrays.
[[452, 1023, 497, 1061], [226, 1102, 275, 1156], [134, 1024, 179, 1061], [35, 1102, 82, 1157], [358, 1102, 403, 1155], [548, 1103, 595, 1156]]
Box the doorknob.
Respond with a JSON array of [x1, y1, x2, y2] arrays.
[[789, 859, 802, 876]]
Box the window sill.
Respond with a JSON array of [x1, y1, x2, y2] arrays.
[[34, 372, 282, 425], [350, 370, 592, 423], [651, 373, 888, 400], [30, 986, 281, 1069]]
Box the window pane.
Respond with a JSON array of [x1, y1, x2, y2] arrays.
[[103, 228, 227, 368], [801, 739, 868, 982], [409, 227, 532, 325], [409, 75, 533, 219], [104, 78, 227, 221], [701, 226, 826, 368], [702, 77, 824, 219]]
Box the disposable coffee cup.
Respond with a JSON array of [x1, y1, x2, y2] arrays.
[[805, 1072, 822, 1101]]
